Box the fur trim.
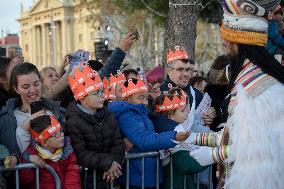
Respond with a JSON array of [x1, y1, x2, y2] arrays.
[[225, 82, 284, 189]]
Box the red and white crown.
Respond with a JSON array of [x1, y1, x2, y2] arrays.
[[155, 90, 187, 112], [167, 46, 189, 64], [30, 115, 62, 143], [67, 64, 103, 100], [121, 78, 148, 98], [103, 71, 126, 100]]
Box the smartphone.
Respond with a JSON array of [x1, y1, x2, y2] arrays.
[[31, 101, 44, 114], [130, 31, 139, 40], [15, 47, 22, 56]]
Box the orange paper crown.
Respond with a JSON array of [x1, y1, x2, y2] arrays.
[[30, 115, 61, 143], [121, 78, 148, 98], [167, 46, 189, 64], [103, 70, 126, 89], [68, 64, 103, 100], [103, 71, 126, 100], [155, 90, 187, 112]]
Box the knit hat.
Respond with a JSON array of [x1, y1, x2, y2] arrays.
[[220, 0, 280, 46]]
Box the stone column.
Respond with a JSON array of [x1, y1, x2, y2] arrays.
[[61, 19, 68, 56], [31, 26, 37, 65], [84, 21, 89, 50], [41, 23, 47, 67]]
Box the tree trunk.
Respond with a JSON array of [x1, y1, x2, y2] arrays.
[[164, 0, 201, 64]]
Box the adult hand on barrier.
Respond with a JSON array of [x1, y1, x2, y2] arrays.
[[30, 155, 46, 168], [175, 132, 189, 142], [4, 156, 18, 168]]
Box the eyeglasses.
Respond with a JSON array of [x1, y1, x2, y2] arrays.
[[171, 67, 195, 73], [87, 88, 104, 97], [52, 129, 63, 138]]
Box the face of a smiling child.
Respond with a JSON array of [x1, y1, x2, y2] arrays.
[[169, 104, 190, 124], [126, 92, 148, 105]]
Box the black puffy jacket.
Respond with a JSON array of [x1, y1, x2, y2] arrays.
[[65, 102, 125, 171]]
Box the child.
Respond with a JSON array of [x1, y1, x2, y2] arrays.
[[65, 65, 125, 189], [152, 88, 207, 189], [20, 115, 81, 189], [108, 78, 189, 188]]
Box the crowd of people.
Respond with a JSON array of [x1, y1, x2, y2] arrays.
[[1, 0, 284, 189]]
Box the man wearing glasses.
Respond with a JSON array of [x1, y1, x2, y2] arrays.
[[160, 46, 216, 126]]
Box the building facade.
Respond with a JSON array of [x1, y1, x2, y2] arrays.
[[18, 0, 103, 69]]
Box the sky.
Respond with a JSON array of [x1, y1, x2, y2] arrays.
[[0, 0, 34, 35]]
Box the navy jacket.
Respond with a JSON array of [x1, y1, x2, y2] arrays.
[[266, 19, 284, 55], [108, 101, 176, 187], [0, 98, 65, 156]]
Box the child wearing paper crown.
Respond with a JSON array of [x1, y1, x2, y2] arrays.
[[20, 115, 81, 189], [108, 78, 189, 188], [64, 64, 125, 189], [152, 88, 207, 189]]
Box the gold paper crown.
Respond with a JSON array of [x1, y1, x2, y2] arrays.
[[121, 78, 148, 98], [167, 46, 189, 64], [67, 64, 103, 100], [155, 90, 187, 112]]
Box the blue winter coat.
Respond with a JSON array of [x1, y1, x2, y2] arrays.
[[108, 101, 177, 187], [265, 19, 284, 55]]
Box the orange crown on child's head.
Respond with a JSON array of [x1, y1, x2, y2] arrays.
[[67, 64, 103, 100], [121, 78, 148, 98], [103, 70, 126, 89], [167, 46, 189, 64], [155, 90, 187, 112], [30, 115, 62, 143], [103, 80, 116, 100]]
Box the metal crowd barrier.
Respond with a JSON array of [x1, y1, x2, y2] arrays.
[[0, 163, 61, 189], [91, 151, 213, 189]]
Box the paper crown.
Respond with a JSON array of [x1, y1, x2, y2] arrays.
[[220, 0, 272, 46], [155, 90, 187, 112], [167, 46, 189, 64], [67, 64, 103, 100], [103, 70, 126, 89], [30, 115, 61, 143], [121, 78, 148, 98], [103, 71, 126, 100]]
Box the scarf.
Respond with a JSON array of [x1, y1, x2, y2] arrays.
[[36, 144, 63, 162]]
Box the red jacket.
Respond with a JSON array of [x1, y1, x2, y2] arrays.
[[20, 142, 81, 189]]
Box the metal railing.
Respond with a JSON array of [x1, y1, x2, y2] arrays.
[[0, 163, 61, 189], [90, 151, 213, 189]]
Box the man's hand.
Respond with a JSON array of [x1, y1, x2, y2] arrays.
[[202, 107, 216, 126], [175, 132, 189, 142], [119, 33, 136, 52], [103, 161, 122, 182], [30, 155, 46, 168]]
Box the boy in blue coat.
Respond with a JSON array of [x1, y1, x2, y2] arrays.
[[108, 78, 188, 188]]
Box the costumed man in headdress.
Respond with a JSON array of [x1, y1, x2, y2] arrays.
[[183, 0, 284, 189]]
